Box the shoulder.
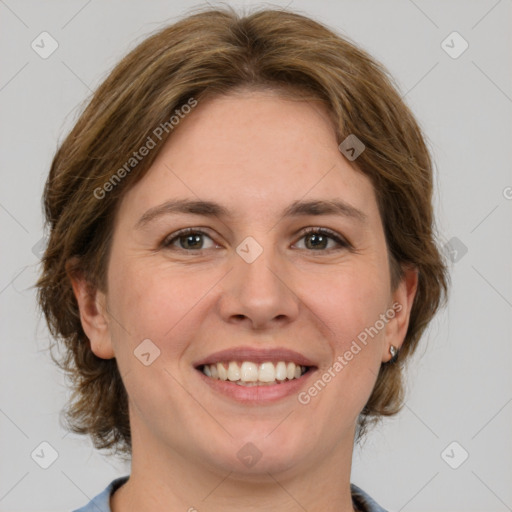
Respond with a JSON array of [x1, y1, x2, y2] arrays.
[[71, 476, 129, 512], [351, 483, 390, 512]]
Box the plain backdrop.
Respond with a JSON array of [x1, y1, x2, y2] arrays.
[[0, 1, 511, 511]]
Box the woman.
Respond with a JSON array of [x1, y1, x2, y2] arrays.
[[36, 5, 448, 512]]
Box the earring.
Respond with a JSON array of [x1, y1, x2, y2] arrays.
[[389, 345, 398, 360]]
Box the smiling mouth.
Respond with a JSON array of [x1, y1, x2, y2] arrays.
[[197, 360, 314, 386]]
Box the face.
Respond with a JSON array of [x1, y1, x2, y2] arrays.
[[74, 89, 416, 479]]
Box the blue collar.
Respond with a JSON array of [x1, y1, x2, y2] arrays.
[[73, 476, 388, 511]]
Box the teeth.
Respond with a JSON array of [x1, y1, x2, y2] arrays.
[[217, 362, 227, 381], [287, 362, 295, 380], [227, 361, 241, 381], [275, 361, 287, 381], [240, 362, 258, 382], [259, 362, 277, 382], [201, 361, 308, 384]]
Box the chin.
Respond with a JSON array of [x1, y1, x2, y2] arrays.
[[196, 430, 312, 478]]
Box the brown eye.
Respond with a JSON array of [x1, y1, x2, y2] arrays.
[[162, 229, 216, 251], [295, 228, 350, 251]]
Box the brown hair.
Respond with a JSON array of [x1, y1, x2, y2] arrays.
[[36, 4, 449, 455]]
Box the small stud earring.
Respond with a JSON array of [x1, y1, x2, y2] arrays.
[[389, 345, 398, 360]]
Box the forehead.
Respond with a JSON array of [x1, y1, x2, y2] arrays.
[[116, 90, 379, 225]]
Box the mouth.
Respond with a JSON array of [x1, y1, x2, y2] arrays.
[[197, 360, 313, 386], [193, 347, 318, 402]]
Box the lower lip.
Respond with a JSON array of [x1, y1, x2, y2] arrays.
[[195, 368, 317, 404]]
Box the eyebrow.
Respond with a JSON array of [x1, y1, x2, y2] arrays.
[[135, 198, 367, 229]]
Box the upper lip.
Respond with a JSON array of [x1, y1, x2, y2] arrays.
[[193, 346, 317, 368]]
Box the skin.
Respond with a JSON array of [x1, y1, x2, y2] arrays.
[[71, 88, 417, 512]]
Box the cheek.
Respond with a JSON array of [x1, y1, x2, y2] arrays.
[[301, 259, 389, 413], [107, 259, 216, 352], [309, 260, 390, 347]]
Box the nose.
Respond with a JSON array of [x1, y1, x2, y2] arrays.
[[218, 239, 300, 330]]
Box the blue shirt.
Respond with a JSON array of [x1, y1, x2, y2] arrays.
[[72, 476, 389, 511]]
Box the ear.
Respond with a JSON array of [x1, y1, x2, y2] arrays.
[[66, 260, 115, 359], [383, 265, 418, 363]]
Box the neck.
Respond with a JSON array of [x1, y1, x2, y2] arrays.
[[111, 429, 357, 512]]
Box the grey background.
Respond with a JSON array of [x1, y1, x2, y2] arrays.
[[1, 0, 511, 511]]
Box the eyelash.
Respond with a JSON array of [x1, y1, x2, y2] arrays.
[[161, 227, 352, 253]]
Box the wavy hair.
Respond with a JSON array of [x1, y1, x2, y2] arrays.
[[36, 5, 449, 455]]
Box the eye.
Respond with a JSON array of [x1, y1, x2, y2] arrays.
[[162, 228, 217, 251], [294, 228, 351, 251], [161, 227, 351, 253]]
